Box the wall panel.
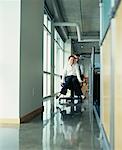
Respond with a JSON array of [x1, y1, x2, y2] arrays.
[[114, 2, 122, 149], [101, 29, 111, 141]]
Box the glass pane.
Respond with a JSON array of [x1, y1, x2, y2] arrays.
[[47, 33, 51, 72], [60, 38, 63, 49], [54, 76, 61, 93], [102, 0, 111, 38], [47, 74, 51, 96], [54, 37, 65, 75], [48, 19, 51, 32], [55, 44, 60, 74], [43, 73, 47, 97], [54, 41, 56, 72], [59, 49, 63, 75], [57, 32, 60, 42], [43, 28, 47, 71], [43, 73, 51, 97], [54, 29, 58, 40], [54, 29, 56, 39], [53, 29, 65, 93], [46, 100, 51, 119], [111, 0, 115, 7], [43, 28, 51, 72], [44, 14, 47, 27]]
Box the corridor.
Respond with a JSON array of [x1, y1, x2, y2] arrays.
[[1, 0, 122, 149], [0, 97, 101, 150]]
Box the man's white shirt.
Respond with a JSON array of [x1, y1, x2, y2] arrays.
[[61, 63, 82, 83]]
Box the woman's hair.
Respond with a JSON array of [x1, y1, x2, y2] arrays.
[[75, 54, 80, 57]]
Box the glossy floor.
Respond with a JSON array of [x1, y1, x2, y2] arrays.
[[0, 97, 102, 150]]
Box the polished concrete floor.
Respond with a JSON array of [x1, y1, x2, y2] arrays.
[[0, 97, 102, 150]]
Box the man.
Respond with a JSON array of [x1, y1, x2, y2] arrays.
[[56, 55, 84, 99]]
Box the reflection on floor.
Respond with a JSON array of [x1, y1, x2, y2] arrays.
[[0, 97, 102, 150]]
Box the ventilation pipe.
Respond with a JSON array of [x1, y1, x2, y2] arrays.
[[51, 0, 68, 41], [53, 22, 99, 42]]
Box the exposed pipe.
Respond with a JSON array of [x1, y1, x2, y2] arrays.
[[78, 39, 100, 43], [53, 22, 81, 42], [51, 0, 68, 41], [53, 22, 99, 42]]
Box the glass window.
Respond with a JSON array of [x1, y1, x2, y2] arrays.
[[44, 14, 47, 27], [102, 0, 111, 38], [54, 75, 61, 93], [54, 31, 64, 75], [43, 28, 47, 72], [60, 38, 64, 48], [43, 13, 51, 97], [59, 48, 64, 74], [43, 28, 51, 72], [48, 19, 51, 32], [54, 42, 60, 74], [53, 29, 65, 93], [54, 29, 58, 40], [43, 73, 47, 97], [43, 73, 51, 97], [47, 33, 51, 72]]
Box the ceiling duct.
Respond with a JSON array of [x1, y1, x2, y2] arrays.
[[51, 0, 68, 41], [53, 22, 99, 43]]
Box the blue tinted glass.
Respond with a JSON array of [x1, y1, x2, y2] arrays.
[[102, 0, 111, 38]]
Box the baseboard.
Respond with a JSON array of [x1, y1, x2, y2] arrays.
[[93, 106, 101, 129], [0, 106, 44, 125], [20, 106, 44, 123], [0, 118, 20, 125], [101, 123, 111, 150], [93, 106, 110, 150]]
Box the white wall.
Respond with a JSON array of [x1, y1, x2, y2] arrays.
[[20, 0, 44, 117], [0, 0, 20, 119]]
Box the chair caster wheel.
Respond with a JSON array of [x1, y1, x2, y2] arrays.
[[56, 93, 61, 99], [56, 95, 59, 99]]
